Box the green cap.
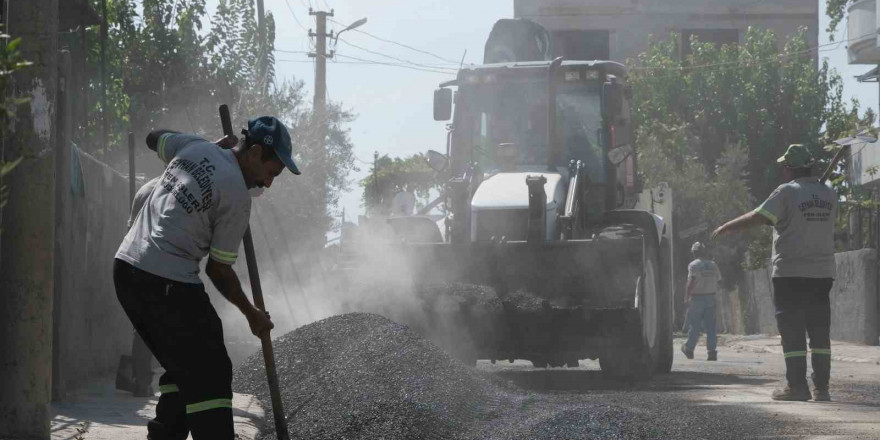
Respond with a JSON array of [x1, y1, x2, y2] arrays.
[[776, 144, 813, 167]]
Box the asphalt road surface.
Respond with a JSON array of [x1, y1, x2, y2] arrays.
[[472, 337, 880, 439]]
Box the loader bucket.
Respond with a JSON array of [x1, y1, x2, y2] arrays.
[[343, 237, 649, 363]]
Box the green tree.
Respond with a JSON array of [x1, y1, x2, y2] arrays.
[[630, 28, 868, 328], [85, 0, 356, 252], [360, 153, 444, 217], [826, 0, 854, 39], [0, 29, 31, 235]]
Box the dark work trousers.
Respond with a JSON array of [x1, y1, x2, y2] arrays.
[[771, 277, 833, 389], [113, 259, 234, 440], [132, 332, 154, 391]]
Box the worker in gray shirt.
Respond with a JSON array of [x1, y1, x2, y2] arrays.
[[117, 176, 161, 397], [681, 242, 721, 361], [713, 144, 836, 402], [114, 116, 301, 439]]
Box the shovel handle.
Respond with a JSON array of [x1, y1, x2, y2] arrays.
[[820, 144, 849, 185]]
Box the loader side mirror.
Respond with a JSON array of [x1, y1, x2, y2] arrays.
[[426, 149, 448, 172], [608, 144, 634, 166], [434, 88, 453, 121], [603, 80, 623, 120]]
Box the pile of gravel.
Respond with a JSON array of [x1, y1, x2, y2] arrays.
[[232, 310, 727, 440], [233, 313, 499, 440]]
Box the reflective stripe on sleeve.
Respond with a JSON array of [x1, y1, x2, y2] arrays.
[[783, 350, 808, 358], [210, 247, 238, 264], [754, 207, 778, 225], [159, 384, 179, 394], [186, 398, 233, 414], [811, 348, 832, 356], [158, 133, 173, 163]]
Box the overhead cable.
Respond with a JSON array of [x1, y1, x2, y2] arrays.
[[328, 17, 461, 65], [282, 0, 311, 34], [332, 53, 456, 75], [632, 29, 873, 73], [337, 37, 458, 72]]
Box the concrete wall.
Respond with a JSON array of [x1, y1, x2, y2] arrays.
[[514, 0, 818, 64], [51, 146, 135, 399], [732, 250, 880, 345], [829, 249, 879, 345]]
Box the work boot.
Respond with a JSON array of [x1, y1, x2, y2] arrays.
[[707, 350, 717, 361], [812, 386, 831, 402], [771, 384, 811, 401], [680, 344, 694, 360]]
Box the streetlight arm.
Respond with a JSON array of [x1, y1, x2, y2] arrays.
[[334, 17, 368, 46]]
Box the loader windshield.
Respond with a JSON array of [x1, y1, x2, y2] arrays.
[[459, 77, 605, 181]]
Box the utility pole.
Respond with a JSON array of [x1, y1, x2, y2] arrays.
[[256, 0, 267, 95], [372, 150, 379, 215], [100, 0, 108, 153], [309, 9, 332, 116], [0, 0, 58, 437], [309, 8, 333, 223]]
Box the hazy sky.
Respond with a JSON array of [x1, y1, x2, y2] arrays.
[[208, 0, 879, 223]]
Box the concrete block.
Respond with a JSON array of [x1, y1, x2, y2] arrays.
[[831, 249, 879, 345]]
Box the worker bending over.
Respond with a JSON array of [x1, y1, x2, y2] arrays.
[[114, 116, 301, 439], [713, 144, 836, 402]]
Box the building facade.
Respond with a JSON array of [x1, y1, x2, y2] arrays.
[[514, 0, 819, 63]]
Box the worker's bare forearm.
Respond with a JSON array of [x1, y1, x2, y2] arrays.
[[206, 261, 257, 316], [713, 211, 770, 238], [685, 278, 695, 301], [145, 129, 180, 152]]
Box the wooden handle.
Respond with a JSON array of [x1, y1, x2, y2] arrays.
[[820, 144, 849, 185], [219, 104, 233, 137]]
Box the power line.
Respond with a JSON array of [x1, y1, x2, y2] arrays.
[[328, 17, 461, 65], [353, 154, 373, 165], [337, 37, 458, 72], [632, 29, 873, 74], [282, 0, 311, 34], [631, 41, 852, 81], [333, 53, 456, 75]]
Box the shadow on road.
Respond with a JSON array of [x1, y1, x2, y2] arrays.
[[488, 369, 775, 393]]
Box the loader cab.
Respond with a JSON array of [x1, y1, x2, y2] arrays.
[[435, 60, 637, 240]]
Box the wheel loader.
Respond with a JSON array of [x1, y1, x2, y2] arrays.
[[341, 19, 675, 378]]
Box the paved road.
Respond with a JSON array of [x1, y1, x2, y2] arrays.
[[47, 336, 880, 440], [50, 381, 263, 440], [474, 337, 880, 439]]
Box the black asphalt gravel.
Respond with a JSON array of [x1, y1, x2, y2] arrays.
[[234, 312, 811, 440], [233, 313, 498, 440]]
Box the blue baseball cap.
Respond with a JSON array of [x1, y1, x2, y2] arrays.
[[246, 116, 301, 175]]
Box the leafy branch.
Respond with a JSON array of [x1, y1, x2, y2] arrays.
[[0, 29, 32, 219]]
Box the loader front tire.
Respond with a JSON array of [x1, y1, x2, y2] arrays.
[[654, 238, 674, 374], [599, 227, 662, 380]]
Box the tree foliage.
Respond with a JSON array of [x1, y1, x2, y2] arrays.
[[0, 28, 31, 232], [86, 0, 356, 251], [360, 153, 444, 217], [826, 0, 853, 40], [629, 28, 867, 274]]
